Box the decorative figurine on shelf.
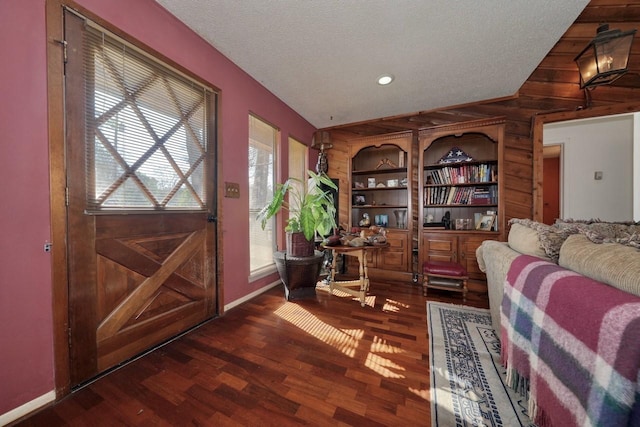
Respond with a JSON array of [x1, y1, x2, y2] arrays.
[[442, 211, 451, 230], [375, 157, 398, 169], [359, 213, 371, 227], [438, 147, 473, 164], [315, 145, 329, 174], [311, 131, 332, 174]]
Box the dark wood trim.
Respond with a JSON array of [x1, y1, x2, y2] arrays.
[[207, 92, 223, 316], [46, 0, 70, 398], [531, 100, 640, 222], [323, 95, 517, 132]]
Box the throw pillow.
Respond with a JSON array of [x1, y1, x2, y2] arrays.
[[509, 218, 570, 263], [507, 223, 551, 260], [559, 234, 640, 297]]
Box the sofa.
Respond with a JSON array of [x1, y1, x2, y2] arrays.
[[477, 218, 640, 427]]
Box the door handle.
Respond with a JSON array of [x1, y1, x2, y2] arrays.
[[207, 214, 217, 223]]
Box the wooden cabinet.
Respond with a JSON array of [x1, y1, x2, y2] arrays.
[[363, 229, 410, 271], [347, 131, 415, 281], [419, 118, 505, 291], [422, 232, 498, 292], [421, 232, 458, 263]]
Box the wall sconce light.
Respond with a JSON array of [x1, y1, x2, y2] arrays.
[[575, 24, 637, 89]]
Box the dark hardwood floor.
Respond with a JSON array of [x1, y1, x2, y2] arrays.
[[13, 278, 488, 426]]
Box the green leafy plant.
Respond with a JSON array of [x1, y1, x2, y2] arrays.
[[257, 170, 338, 242]]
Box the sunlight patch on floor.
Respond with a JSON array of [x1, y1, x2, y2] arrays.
[[316, 283, 377, 307], [409, 387, 430, 400], [370, 335, 404, 354], [382, 298, 410, 312], [274, 303, 363, 357], [364, 352, 405, 378], [274, 299, 413, 381]]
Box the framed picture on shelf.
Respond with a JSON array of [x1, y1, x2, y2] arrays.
[[476, 214, 495, 231], [353, 194, 366, 205]]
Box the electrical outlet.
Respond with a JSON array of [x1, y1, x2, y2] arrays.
[[224, 182, 240, 198], [44, 242, 52, 252]]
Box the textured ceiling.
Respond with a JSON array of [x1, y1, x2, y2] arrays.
[[156, 0, 590, 129]]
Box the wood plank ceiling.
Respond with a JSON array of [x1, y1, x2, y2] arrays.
[[324, 0, 640, 139]]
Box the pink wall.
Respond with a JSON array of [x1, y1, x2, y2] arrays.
[[0, 0, 55, 414], [0, 0, 316, 416]]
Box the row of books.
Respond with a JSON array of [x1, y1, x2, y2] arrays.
[[424, 185, 497, 206], [425, 163, 497, 185]]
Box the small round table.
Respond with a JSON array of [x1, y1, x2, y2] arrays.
[[322, 243, 388, 307]]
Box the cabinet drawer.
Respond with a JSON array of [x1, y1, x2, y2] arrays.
[[462, 255, 483, 277], [385, 235, 406, 250], [422, 234, 458, 253], [378, 250, 407, 270], [378, 230, 409, 271]]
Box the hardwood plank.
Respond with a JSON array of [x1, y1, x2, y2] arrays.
[[14, 281, 489, 426]]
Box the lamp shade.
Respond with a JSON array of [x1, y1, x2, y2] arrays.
[[574, 24, 636, 89]]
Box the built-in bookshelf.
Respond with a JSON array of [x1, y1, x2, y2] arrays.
[[419, 121, 504, 233], [346, 131, 414, 282], [418, 119, 505, 291], [424, 161, 498, 208]]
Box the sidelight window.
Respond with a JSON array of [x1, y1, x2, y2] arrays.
[[249, 115, 278, 274]]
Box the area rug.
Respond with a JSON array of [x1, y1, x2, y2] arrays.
[[427, 301, 535, 427]]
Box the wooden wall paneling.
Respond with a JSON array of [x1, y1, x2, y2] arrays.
[[577, 4, 640, 22], [411, 130, 419, 275], [326, 131, 351, 230]]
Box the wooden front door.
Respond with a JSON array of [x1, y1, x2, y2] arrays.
[[64, 11, 218, 386]]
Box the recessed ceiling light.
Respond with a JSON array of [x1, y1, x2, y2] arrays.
[[377, 74, 394, 85]]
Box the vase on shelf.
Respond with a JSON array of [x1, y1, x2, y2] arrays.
[[393, 210, 407, 229]]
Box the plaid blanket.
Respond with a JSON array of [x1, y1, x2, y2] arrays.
[[500, 255, 640, 427]]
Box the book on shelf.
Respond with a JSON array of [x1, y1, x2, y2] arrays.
[[426, 162, 497, 185], [425, 185, 497, 206]]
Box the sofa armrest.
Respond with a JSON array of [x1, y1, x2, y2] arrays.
[[477, 240, 521, 331]]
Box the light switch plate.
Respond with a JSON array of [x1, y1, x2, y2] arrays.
[[224, 182, 240, 198]]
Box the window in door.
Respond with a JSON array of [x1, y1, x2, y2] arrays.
[[84, 22, 212, 212]]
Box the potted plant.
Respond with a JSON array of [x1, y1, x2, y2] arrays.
[[257, 170, 338, 299]]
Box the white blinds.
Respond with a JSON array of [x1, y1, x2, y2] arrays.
[[83, 23, 212, 211], [249, 115, 277, 272]]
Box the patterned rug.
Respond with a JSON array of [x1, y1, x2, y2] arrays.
[[427, 302, 535, 427]]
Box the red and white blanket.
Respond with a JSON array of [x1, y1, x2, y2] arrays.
[[500, 255, 640, 427]]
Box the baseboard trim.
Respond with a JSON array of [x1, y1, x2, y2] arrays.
[[224, 280, 281, 312], [0, 390, 56, 426]]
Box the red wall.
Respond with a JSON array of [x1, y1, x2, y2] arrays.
[[543, 157, 561, 225], [0, 0, 316, 416]]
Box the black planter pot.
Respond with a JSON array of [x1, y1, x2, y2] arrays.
[[286, 232, 315, 257], [273, 250, 324, 300]]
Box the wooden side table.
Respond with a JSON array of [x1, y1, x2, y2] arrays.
[[323, 244, 388, 307]]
